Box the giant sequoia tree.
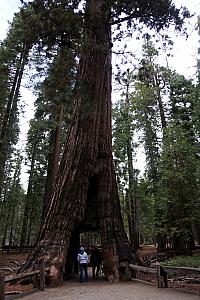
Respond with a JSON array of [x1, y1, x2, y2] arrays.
[[20, 0, 190, 285]]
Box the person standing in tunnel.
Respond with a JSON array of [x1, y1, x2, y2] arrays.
[[90, 246, 102, 279], [77, 246, 89, 282]]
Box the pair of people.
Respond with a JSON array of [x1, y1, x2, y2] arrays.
[[77, 246, 102, 282]]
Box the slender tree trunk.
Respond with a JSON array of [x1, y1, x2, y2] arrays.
[[125, 189, 133, 245], [0, 43, 29, 195], [144, 110, 159, 183], [42, 100, 64, 216], [154, 75, 167, 131], [26, 205, 34, 246], [157, 91, 167, 130], [0, 67, 20, 138], [132, 175, 140, 250], [0, 164, 12, 246], [8, 166, 20, 248], [2, 223, 8, 247], [193, 221, 200, 245], [20, 143, 37, 249], [19, 0, 133, 285], [116, 174, 127, 225], [8, 205, 16, 249], [124, 80, 139, 250], [1, 194, 10, 247]]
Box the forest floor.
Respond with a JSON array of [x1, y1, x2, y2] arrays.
[[4, 277, 200, 300], [1, 247, 200, 298]]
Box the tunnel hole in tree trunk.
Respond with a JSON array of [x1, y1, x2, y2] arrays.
[[64, 229, 80, 279], [64, 175, 100, 278]]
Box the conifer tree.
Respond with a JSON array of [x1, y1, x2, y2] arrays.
[[19, 0, 190, 285]]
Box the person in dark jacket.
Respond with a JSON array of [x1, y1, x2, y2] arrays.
[[90, 247, 102, 279]]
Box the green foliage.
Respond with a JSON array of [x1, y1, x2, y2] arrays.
[[0, 151, 26, 246], [20, 38, 77, 246], [156, 124, 200, 240], [138, 179, 155, 243], [162, 255, 200, 268], [132, 38, 164, 183], [113, 32, 200, 248], [111, 0, 191, 32]]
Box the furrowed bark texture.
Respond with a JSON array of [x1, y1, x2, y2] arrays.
[[20, 0, 133, 285]]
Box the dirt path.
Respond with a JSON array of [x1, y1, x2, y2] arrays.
[[8, 279, 200, 300]]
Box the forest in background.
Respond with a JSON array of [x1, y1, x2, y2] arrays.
[[0, 0, 200, 259]]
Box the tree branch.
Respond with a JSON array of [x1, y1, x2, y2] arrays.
[[110, 13, 138, 25]]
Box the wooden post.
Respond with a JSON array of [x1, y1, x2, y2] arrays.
[[33, 274, 38, 288], [160, 266, 168, 288], [124, 264, 130, 281], [39, 263, 45, 291], [0, 275, 5, 300], [121, 262, 130, 281], [156, 264, 161, 288]]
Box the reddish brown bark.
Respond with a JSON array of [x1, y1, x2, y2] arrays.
[[20, 0, 133, 285]]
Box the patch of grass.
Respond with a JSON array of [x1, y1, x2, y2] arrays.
[[161, 255, 200, 268]]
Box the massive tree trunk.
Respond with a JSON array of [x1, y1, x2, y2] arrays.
[[20, 0, 133, 285]]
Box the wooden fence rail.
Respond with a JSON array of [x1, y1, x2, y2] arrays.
[[162, 266, 200, 276], [0, 265, 50, 300], [120, 263, 200, 288], [120, 262, 163, 287]]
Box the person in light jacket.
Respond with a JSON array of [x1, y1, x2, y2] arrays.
[[77, 246, 89, 282]]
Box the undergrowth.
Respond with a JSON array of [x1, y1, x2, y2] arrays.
[[162, 255, 200, 268]]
